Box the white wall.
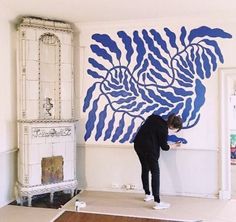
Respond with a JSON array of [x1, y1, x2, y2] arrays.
[[75, 16, 236, 198], [0, 8, 17, 207], [1, 12, 236, 207]]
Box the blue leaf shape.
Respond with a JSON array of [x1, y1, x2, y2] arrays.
[[110, 76, 120, 85], [146, 72, 157, 84], [83, 83, 97, 112], [146, 88, 174, 106], [190, 46, 195, 61], [157, 89, 183, 103], [201, 50, 211, 78], [106, 81, 123, 90], [180, 26, 187, 47], [112, 115, 125, 142], [149, 68, 169, 84], [168, 135, 187, 144], [103, 83, 111, 91], [164, 27, 179, 52], [95, 105, 108, 140], [142, 73, 146, 83], [175, 78, 193, 88], [120, 101, 137, 110], [119, 118, 135, 143], [130, 124, 141, 143], [172, 87, 193, 96], [123, 72, 129, 91], [129, 80, 139, 96], [138, 87, 153, 103], [117, 31, 134, 65], [150, 29, 170, 54], [189, 79, 206, 123], [84, 98, 99, 141], [175, 59, 194, 78], [140, 104, 158, 114], [168, 102, 184, 115], [153, 106, 169, 115], [130, 102, 146, 112], [201, 39, 224, 63], [183, 113, 201, 129], [104, 115, 115, 140], [92, 34, 121, 60], [148, 53, 170, 76], [87, 69, 103, 79], [142, 29, 169, 66], [178, 55, 188, 68], [137, 58, 149, 77], [175, 69, 193, 83], [205, 48, 217, 71], [118, 69, 123, 82], [181, 97, 192, 123], [133, 31, 146, 72], [114, 96, 136, 104], [90, 44, 113, 64], [185, 52, 195, 74], [195, 49, 204, 79], [110, 90, 132, 97], [89, 58, 107, 71], [188, 26, 232, 43]]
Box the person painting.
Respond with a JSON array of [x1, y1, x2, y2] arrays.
[[133, 113, 182, 210]]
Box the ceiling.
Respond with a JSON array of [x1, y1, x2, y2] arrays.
[[1, 0, 236, 23]]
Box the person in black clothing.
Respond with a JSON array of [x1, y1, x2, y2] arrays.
[[133, 113, 182, 210]]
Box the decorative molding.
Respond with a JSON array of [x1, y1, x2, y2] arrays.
[[32, 127, 72, 138], [16, 180, 78, 196], [17, 17, 73, 33], [17, 119, 78, 123], [38, 32, 61, 120]]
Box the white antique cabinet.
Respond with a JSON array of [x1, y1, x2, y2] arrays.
[[15, 17, 78, 206]]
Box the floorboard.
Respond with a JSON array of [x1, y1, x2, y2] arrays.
[[53, 211, 198, 222]]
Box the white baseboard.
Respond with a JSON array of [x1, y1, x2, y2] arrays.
[[81, 187, 218, 199]]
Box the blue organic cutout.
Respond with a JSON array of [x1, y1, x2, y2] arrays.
[[168, 135, 187, 144], [83, 26, 232, 143]]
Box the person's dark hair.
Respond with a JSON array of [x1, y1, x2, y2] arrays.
[[167, 113, 182, 132]]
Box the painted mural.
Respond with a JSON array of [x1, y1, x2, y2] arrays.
[[83, 26, 232, 143]]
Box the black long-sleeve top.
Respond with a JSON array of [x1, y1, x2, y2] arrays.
[[133, 114, 170, 157]]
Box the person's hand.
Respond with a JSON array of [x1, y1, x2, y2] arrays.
[[169, 141, 181, 149]]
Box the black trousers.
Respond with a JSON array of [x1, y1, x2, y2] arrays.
[[134, 144, 160, 203]]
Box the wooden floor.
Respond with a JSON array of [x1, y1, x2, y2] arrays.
[[54, 211, 196, 222]]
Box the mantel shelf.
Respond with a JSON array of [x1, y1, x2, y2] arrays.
[[17, 119, 78, 123]]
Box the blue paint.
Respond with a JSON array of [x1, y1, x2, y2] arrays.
[[83, 26, 232, 143]]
